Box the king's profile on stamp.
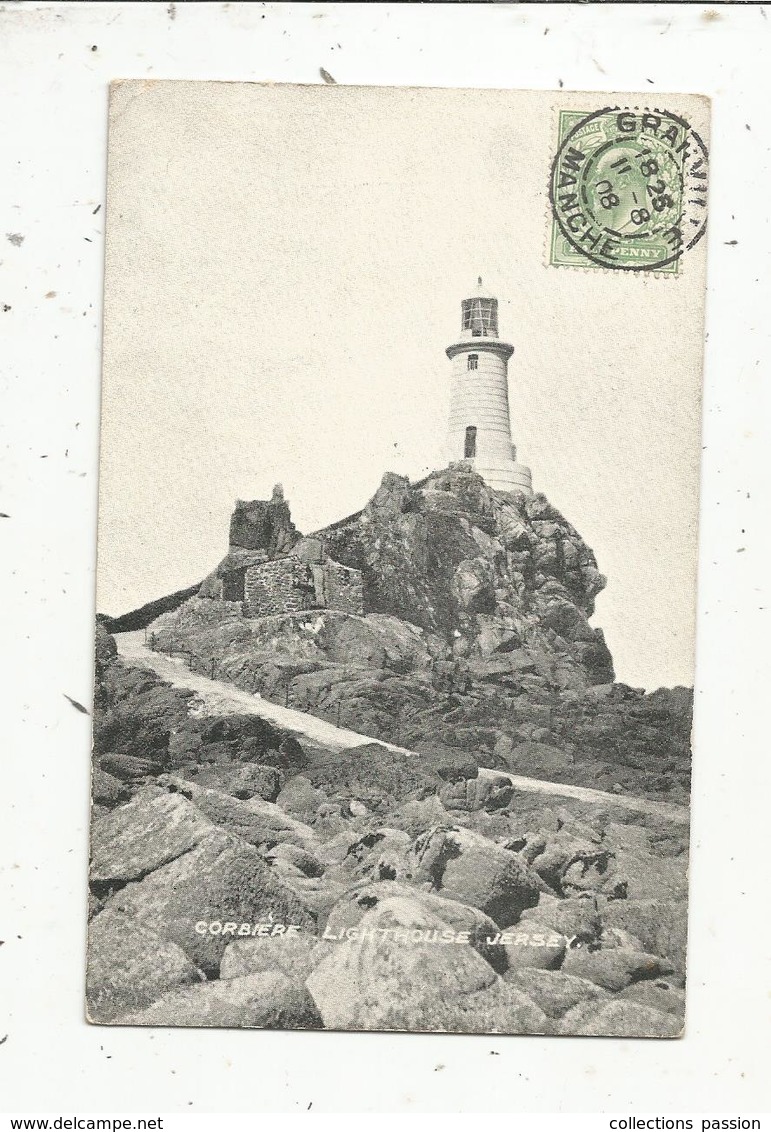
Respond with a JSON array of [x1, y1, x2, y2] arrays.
[[549, 106, 709, 272]]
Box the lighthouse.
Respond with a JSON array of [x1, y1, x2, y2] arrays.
[[445, 279, 532, 495]]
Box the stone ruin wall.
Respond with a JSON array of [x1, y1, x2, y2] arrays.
[[312, 559, 365, 616], [244, 557, 313, 618], [243, 556, 364, 619]]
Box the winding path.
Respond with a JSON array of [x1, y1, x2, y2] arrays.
[[116, 631, 414, 756], [115, 631, 690, 825]]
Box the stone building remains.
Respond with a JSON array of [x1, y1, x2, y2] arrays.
[[203, 485, 365, 620], [243, 555, 364, 618]]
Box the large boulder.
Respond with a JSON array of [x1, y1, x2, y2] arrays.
[[519, 894, 603, 944], [106, 827, 315, 976], [617, 980, 686, 1017], [220, 933, 323, 983], [497, 918, 568, 971], [118, 970, 321, 1029], [516, 827, 609, 893], [157, 776, 319, 852], [90, 790, 217, 888], [562, 944, 673, 992], [86, 908, 204, 1022], [601, 898, 688, 975], [504, 968, 611, 1019], [500, 742, 573, 778], [322, 881, 507, 972], [605, 846, 689, 902], [387, 794, 449, 838], [275, 776, 328, 821], [267, 842, 325, 880], [194, 763, 283, 802], [558, 998, 682, 1038], [409, 826, 541, 928], [306, 896, 550, 1034], [91, 767, 128, 808]]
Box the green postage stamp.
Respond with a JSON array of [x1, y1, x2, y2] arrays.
[[549, 107, 709, 273]]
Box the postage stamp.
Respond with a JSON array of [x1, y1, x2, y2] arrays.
[[548, 107, 709, 273]]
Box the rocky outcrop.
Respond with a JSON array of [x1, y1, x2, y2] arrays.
[[132, 466, 691, 802], [229, 485, 300, 557], [312, 467, 613, 686], [152, 466, 610, 692], [141, 623, 690, 804], [100, 583, 203, 635]]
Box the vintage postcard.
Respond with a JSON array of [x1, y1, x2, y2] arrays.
[[89, 81, 709, 1036]]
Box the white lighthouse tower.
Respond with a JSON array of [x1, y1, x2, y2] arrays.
[[445, 279, 532, 495]]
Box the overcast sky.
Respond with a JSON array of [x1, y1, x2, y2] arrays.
[[98, 82, 708, 690]]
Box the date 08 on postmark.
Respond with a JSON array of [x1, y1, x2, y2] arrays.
[[549, 107, 709, 273]]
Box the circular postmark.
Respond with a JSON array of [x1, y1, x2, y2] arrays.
[[549, 107, 709, 272]]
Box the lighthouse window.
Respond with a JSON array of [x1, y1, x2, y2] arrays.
[[467, 354, 479, 371], [464, 426, 477, 458]]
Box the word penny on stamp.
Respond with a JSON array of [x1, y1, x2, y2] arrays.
[[549, 107, 709, 273]]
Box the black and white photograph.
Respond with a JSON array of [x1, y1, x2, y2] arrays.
[[88, 81, 708, 1037]]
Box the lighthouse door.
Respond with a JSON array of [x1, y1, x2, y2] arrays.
[[464, 426, 477, 458]]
